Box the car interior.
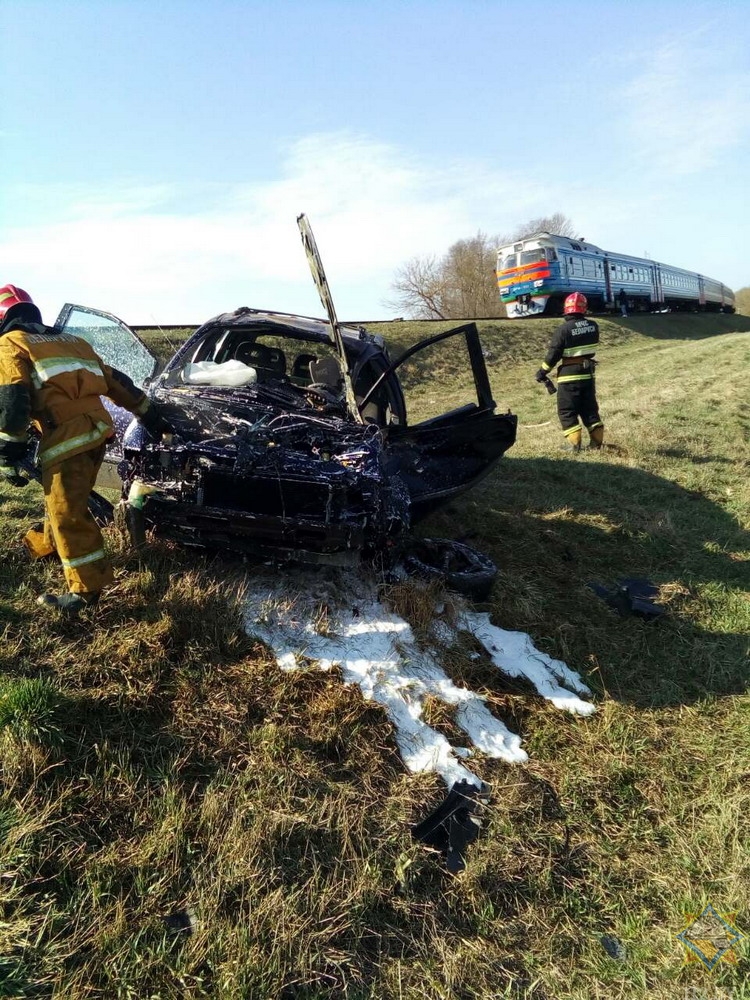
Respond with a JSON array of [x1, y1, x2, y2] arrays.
[[174, 328, 391, 423], [232, 341, 287, 377]]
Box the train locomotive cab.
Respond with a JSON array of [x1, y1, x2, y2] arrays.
[[495, 234, 563, 318]]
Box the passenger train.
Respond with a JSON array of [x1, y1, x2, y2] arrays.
[[496, 232, 735, 318]]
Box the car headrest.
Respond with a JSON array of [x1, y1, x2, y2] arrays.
[[233, 341, 286, 374]]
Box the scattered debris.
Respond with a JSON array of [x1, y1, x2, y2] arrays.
[[588, 578, 666, 618], [599, 934, 627, 961], [411, 780, 491, 874], [401, 537, 498, 600], [162, 908, 197, 935]]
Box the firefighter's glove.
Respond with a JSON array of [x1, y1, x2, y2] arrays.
[[139, 403, 174, 439], [534, 368, 549, 383]]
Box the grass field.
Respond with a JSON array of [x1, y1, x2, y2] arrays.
[[1, 313, 749, 999]]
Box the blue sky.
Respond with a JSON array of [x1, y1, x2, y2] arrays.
[[1, 0, 748, 324]]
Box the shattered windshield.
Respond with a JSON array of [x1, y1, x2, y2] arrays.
[[60, 307, 156, 388]]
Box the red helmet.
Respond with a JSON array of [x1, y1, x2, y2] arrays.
[[564, 292, 588, 315], [0, 284, 42, 329]]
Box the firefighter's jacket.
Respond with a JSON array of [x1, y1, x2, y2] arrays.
[[0, 321, 148, 467], [540, 316, 599, 384]]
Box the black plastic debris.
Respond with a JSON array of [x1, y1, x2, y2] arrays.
[[588, 578, 665, 618], [162, 908, 197, 935], [402, 538, 498, 600], [599, 934, 627, 961], [411, 780, 491, 873]]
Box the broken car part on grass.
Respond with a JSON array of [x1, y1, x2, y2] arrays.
[[411, 779, 491, 874], [45, 216, 516, 578], [588, 578, 666, 618]]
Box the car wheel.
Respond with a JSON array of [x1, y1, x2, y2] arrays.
[[402, 537, 498, 600]]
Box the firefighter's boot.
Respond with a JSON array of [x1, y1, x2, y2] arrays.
[[37, 592, 99, 616], [587, 425, 604, 450], [562, 427, 582, 452]]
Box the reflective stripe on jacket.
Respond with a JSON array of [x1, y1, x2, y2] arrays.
[[540, 316, 600, 382], [0, 321, 148, 467]]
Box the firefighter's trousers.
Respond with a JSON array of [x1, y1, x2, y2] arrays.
[[557, 378, 603, 438], [23, 444, 114, 594]]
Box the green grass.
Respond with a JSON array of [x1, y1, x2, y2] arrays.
[[1, 314, 749, 998]]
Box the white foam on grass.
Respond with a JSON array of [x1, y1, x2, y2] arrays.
[[457, 611, 596, 716], [243, 569, 595, 786]]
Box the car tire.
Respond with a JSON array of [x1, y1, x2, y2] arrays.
[[402, 537, 497, 600]]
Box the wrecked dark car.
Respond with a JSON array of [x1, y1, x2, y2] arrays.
[[51, 303, 516, 566], [49, 218, 516, 569]]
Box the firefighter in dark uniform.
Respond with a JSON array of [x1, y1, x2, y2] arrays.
[[535, 292, 604, 451]]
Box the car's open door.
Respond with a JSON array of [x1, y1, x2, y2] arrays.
[[54, 303, 157, 388], [361, 323, 517, 516], [54, 304, 159, 484]]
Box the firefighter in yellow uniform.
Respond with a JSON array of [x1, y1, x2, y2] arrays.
[[0, 285, 171, 614]]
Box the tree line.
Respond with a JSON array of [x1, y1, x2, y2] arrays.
[[386, 213, 579, 319]]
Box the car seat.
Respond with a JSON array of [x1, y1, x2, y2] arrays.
[[234, 342, 286, 376], [291, 352, 317, 380], [309, 356, 341, 388]]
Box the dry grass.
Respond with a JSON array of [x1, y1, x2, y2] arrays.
[[1, 314, 749, 998]]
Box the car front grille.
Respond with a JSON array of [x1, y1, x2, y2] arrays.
[[201, 472, 343, 521]]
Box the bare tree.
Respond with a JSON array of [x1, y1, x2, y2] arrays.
[[386, 214, 579, 319], [440, 232, 500, 318], [386, 254, 447, 319], [503, 212, 579, 242], [386, 232, 499, 320]]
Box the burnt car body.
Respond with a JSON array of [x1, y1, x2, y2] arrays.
[[52, 303, 517, 564]]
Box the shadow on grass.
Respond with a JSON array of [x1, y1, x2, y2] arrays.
[[655, 447, 742, 466], [605, 312, 750, 340], [428, 456, 749, 710]]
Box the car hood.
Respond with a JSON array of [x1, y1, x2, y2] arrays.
[[141, 381, 383, 473]]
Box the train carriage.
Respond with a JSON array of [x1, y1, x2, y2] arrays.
[[496, 233, 735, 318]]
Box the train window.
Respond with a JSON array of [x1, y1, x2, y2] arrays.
[[611, 265, 616, 271], [545, 248, 557, 262], [502, 254, 517, 269], [520, 249, 546, 265]]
